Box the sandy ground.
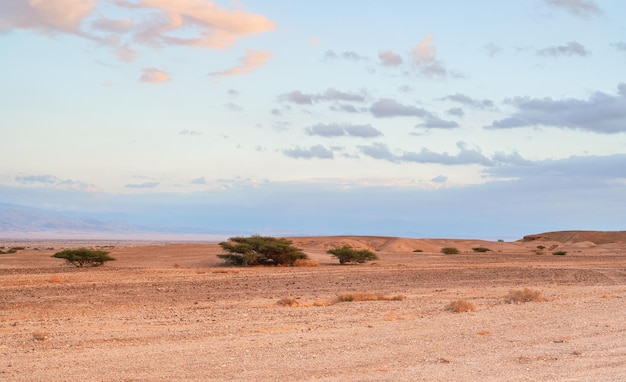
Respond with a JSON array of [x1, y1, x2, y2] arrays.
[[1, 236, 626, 381]]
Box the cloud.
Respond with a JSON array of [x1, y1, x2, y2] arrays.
[[226, 102, 242, 111], [545, 0, 603, 18], [330, 104, 364, 113], [211, 50, 272, 76], [283, 145, 334, 159], [113, 0, 276, 49], [483, 43, 503, 57], [411, 34, 447, 77], [378, 50, 403, 66], [180, 129, 202, 136], [611, 42, 626, 52], [91, 16, 134, 32], [324, 50, 368, 60], [306, 123, 382, 138], [442, 93, 495, 109], [140, 67, 171, 83], [447, 107, 465, 117], [14, 174, 96, 191], [537, 41, 590, 57], [16, 175, 59, 185], [125, 181, 160, 189], [278, 88, 367, 105], [417, 116, 459, 129], [190, 177, 207, 185], [370, 99, 430, 118], [0, 0, 97, 35], [486, 84, 626, 133], [431, 175, 448, 183], [357, 143, 397, 162]]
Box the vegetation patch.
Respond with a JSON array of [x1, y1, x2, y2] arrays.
[[276, 297, 299, 307], [472, 247, 491, 253], [441, 247, 460, 255], [552, 250, 567, 256], [506, 288, 543, 304], [218, 235, 308, 266], [294, 259, 320, 267], [52, 248, 116, 267], [336, 292, 405, 302], [327, 245, 378, 264], [445, 299, 477, 313]]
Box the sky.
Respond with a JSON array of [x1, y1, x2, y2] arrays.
[[1, 0, 625, 239]]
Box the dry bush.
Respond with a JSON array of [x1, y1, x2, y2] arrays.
[[506, 288, 543, 304], [294, 259, 320, 267], [32, 331, 48, 342], [337, 292, 405, 302], [173, 263, 181, 268], [445, 299, 476, 313], [48, 275, 63, 283], [477, 330, 490, 335], [276, 297, 299, 307]]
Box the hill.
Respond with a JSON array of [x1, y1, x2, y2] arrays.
[[522, 230, 626, 244]]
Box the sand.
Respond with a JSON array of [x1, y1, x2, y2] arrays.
[[1, 236, 626, 381]]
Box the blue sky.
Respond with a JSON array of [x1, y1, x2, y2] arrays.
[[1, 0, 625, 239]]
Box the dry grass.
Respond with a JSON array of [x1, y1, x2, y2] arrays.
[[336, 292, 405, 302], [506, 288, 543, 304], [445, 299, 476, 313], [276, 297, 299, 307], [32, 331, 48, 342], [477, 330, 490, 335], [294, 259, 320, 267]]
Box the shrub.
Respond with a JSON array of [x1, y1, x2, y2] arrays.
[[52, 248, 115, 267], [472, 247, 491, 253], [276, 297, 299, 307], [413, 249, 423, 253], [537, 245, 546, 250], [441, 247, 460, 255], [552, 250, 567, 256], [336, 292, 405, 302], [506, 288, 543, 304], [445, 299, 476, 313], [327, 245, 378, 265], [217, 235, 307, 266]]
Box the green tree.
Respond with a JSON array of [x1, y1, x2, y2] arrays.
[[52, 248, 116, 267], [218, 235, 308, 266], [327, 245, 378, 265]]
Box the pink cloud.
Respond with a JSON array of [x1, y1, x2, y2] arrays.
[[113, 0, 276, 49], [378, 50, 403, 66], [411, 34, 447, 77], [0, 0, 96, 34], [211, 50, 273, 76], [140, 67, 171, 83]]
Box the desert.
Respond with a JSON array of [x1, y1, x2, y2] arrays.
[[1, 232, 626, 381]]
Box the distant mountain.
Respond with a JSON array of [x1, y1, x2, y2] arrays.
[[0, 203, 137, 235], [522, 230, 626, 244]]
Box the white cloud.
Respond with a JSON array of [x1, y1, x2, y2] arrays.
[[283, 145, 335, 159], [140, 67, 171, 83], [211, 50, 272, 76], [378, 50, 403, 66], [537, 41, 590, 57], [545, 0, 603, 18], [306, 123, 382, 138]]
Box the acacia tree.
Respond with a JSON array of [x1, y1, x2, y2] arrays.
[[327, 245, 378, 265], [52, 248, 116, 267], [218, 235, 308, 266]]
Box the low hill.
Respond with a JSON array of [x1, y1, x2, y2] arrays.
[[521, 230, 626, 244]]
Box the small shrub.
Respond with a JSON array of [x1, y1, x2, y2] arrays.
[[413, 249, 423, 253], [445, 299, 476, 313], [294, 259, 320, 267], [52, 248, 115, 267], [506, 288, 543, 304], [537, 245, 546, 250], [472, 247, 491, 253], [277, 297, 299, 307], [441, 247, 460, 255], [32, 331, 48, 342], [337, 292, 405, 302], [552, 250, 567, 256], [327, 245, 378, 265]]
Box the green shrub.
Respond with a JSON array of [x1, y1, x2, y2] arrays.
[[52, 248, 115, 267], [218, 235, 307, 266], [537, 245, 546, 250], [413, 249, 423, 253], [441, 247, 460, 255], [327, 245, 378, 264], [552, 250, 567, 256], [472, 247, 491, 253]]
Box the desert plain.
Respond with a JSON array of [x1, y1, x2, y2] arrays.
[[1, 232, 626, 381]]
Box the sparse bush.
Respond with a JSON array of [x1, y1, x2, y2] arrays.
[[506, 288, 543, 304], [537, 245, 546, 250], [552, 250, 567, 256], [413, 249, 423, 253], [52, 248, 115, 267], [472, 247, 491, 253], [336, 292, 405, 302], [276, 297, 299, 307], [327, 245, 378, 265], [445, 299, 476, 313], [441, 247, 460, 255], [217, 235, 308, 266]]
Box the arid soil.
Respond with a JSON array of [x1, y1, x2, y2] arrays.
[[1, 236, 626, 381]]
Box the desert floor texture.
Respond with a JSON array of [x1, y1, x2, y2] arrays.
[[1, 233, 626, 381]]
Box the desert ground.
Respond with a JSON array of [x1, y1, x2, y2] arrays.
[[1, 233, 626, 381]]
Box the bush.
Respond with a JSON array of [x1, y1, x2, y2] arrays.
[[336, 292, 405, 302], [472, 247, 491, 253], [52, 248, 115, 267], [413, 249, 423, 253], [327, 245, 378, 264], [445, 299, 476, 313], [506, 288, 543, 304], [441, 247, 460, 255], [217, 235, 308, 266], [552, 250, 567, 256]]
